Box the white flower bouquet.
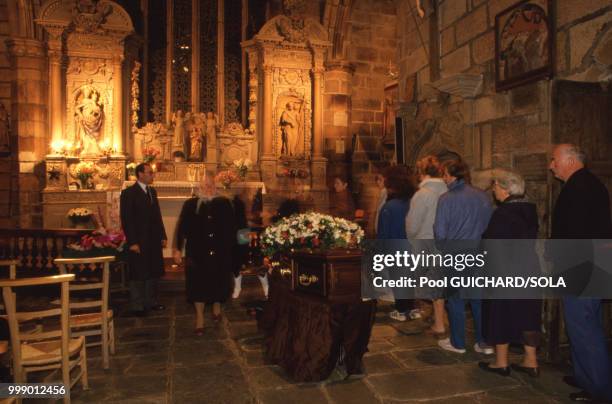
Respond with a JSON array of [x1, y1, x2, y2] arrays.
[[67, 207, 94, 225], [260, 212, 364, 257], [233, 158, 252, 179]]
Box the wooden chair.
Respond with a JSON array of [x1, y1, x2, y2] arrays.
[[0, 260, 17, 281], [0, 274, 88, 404], [54, 256, 115, 370]]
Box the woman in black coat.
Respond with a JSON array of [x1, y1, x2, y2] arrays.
[[173, 174, 236, 334], [479, 169, 542, 377]]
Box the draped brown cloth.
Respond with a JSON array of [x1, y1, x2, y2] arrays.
[[260, 278, 377, 382]]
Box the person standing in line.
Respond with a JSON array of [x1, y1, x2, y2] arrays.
[[478, 169, 541, 377], [405, 155, 448, 332], [330, 175, 356, 220], [372, 172, 388, 237], [120, 163, 167, 316], [377, 165, 417, 322], [549, 144, 612, 402], [173, 173, 236, 334], [434, 160, 493, 355]]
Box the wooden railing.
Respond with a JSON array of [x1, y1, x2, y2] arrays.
[[0, 228, 90, 272]]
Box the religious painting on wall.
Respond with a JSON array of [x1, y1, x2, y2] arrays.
[[494, 0, 553, 91]]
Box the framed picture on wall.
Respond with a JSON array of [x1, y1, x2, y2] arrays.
[[494, 0, 554, 91]]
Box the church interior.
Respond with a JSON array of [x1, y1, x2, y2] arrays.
[[0, 0, 610, 402]]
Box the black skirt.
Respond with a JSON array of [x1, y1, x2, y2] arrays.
[[482, 299, 542, 346], [185, 257, 233, 304]]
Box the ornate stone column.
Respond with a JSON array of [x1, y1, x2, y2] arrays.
[[246, 49, 258, 135], [262, 64, 273, 157], [6, 37, 47, 227], [217, 0, 225, 126], [311, 52, 328, 195], [47, 30, 64, 145], [113, 55, 125, 154]]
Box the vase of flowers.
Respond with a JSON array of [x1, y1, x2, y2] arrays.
[[142, 146, 160, 164], [215, 170, 240, 189], [126, 162, 137, 180], [74, 161, 96, 190], [232, 158, 252, 180], [67, 208, 94, 229]]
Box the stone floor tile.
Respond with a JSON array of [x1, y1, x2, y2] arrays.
[[258, 386, 329, 404], [392, 348, 460, 369], [325, 379, 381, 403], [367, 365, 518, 401], [363, 353, 404, 375], [247, 365, 294, 390]]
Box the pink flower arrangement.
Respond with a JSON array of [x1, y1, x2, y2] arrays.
[[68, 228, 126, 252], [215, 170, 240, 189], [142, 146, 160, 163], [279, 168, 309, 179]]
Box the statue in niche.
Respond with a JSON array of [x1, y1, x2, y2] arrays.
[[189, 126, 204, 161], [205, 112, 217, 148], [279, 101, 302, 156], [172, 110, 185, 150], [74, 81, 104, 155]]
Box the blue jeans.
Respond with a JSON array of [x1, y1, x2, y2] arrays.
[[446, 293, 483, 349], [563, 297, 612, 400]]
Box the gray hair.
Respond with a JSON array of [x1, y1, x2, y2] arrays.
[[559, 144, 587, 164], [492, 169, 525, 196]]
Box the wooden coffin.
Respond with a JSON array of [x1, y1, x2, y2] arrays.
[[290, 249, 362, 303]]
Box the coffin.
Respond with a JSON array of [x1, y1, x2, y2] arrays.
[[290, 249, 362, 303]]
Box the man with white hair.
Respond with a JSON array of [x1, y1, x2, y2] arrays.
[[550, 143, 612, 402]]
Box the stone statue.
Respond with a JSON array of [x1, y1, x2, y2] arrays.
[[279, 102, 300, 156], [172, 110, 185, 150], [205, 112, 217, 148], [74, 81, 104, 155], [189, 126, 204, 161]]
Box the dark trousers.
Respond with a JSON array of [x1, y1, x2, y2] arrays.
[[130, 278, 159, 311], [563, 297, 612, 400], [394, 299, 414, 313]]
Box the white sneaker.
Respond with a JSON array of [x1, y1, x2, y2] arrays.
[[408, 309, 422, 320], [474, 342, 494, 355], [438, 338, 466, 354], [389, 310, 407, 322]]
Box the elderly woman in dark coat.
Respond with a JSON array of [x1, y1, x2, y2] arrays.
[[479, 169, 541, 377], [173, 173, 236, 334]]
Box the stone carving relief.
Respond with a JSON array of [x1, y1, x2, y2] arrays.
[[274, 85, 311, 159], [71, 0, 113, 33], [130, 61, 141, 133], [135, 122, 172, 161], [218, 122, 257, 167], [407, 112, 465, 165]]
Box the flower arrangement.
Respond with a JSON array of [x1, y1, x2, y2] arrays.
[[67, 207, 94, 226], [279, 167, 309, 179], [142, 146, 160, 163], [260, 212, 364, 257], [65, 228, 127, 258], [215, 170, 240, 189], [233, 158, 252, 179], [126, 162, 137, 179], [74, 161, 96, 188]]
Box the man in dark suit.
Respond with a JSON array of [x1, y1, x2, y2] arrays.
[[120, 163, 167, 316], [550, 144, 612, 402]]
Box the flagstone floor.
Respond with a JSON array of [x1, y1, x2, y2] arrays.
[[64, 277, 580, 404]]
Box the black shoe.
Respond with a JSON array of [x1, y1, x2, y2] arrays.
[[125, 310, 146, 317], [511, 364, 540, 378], [569, 391, 594, 402], [478, 361, 510, 376], [150, 304, 165, 311], [564, 375, 581, 388]]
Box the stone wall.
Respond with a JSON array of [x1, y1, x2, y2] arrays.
[[0, 0, 14, 227], [396, 0, 611, 231]]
